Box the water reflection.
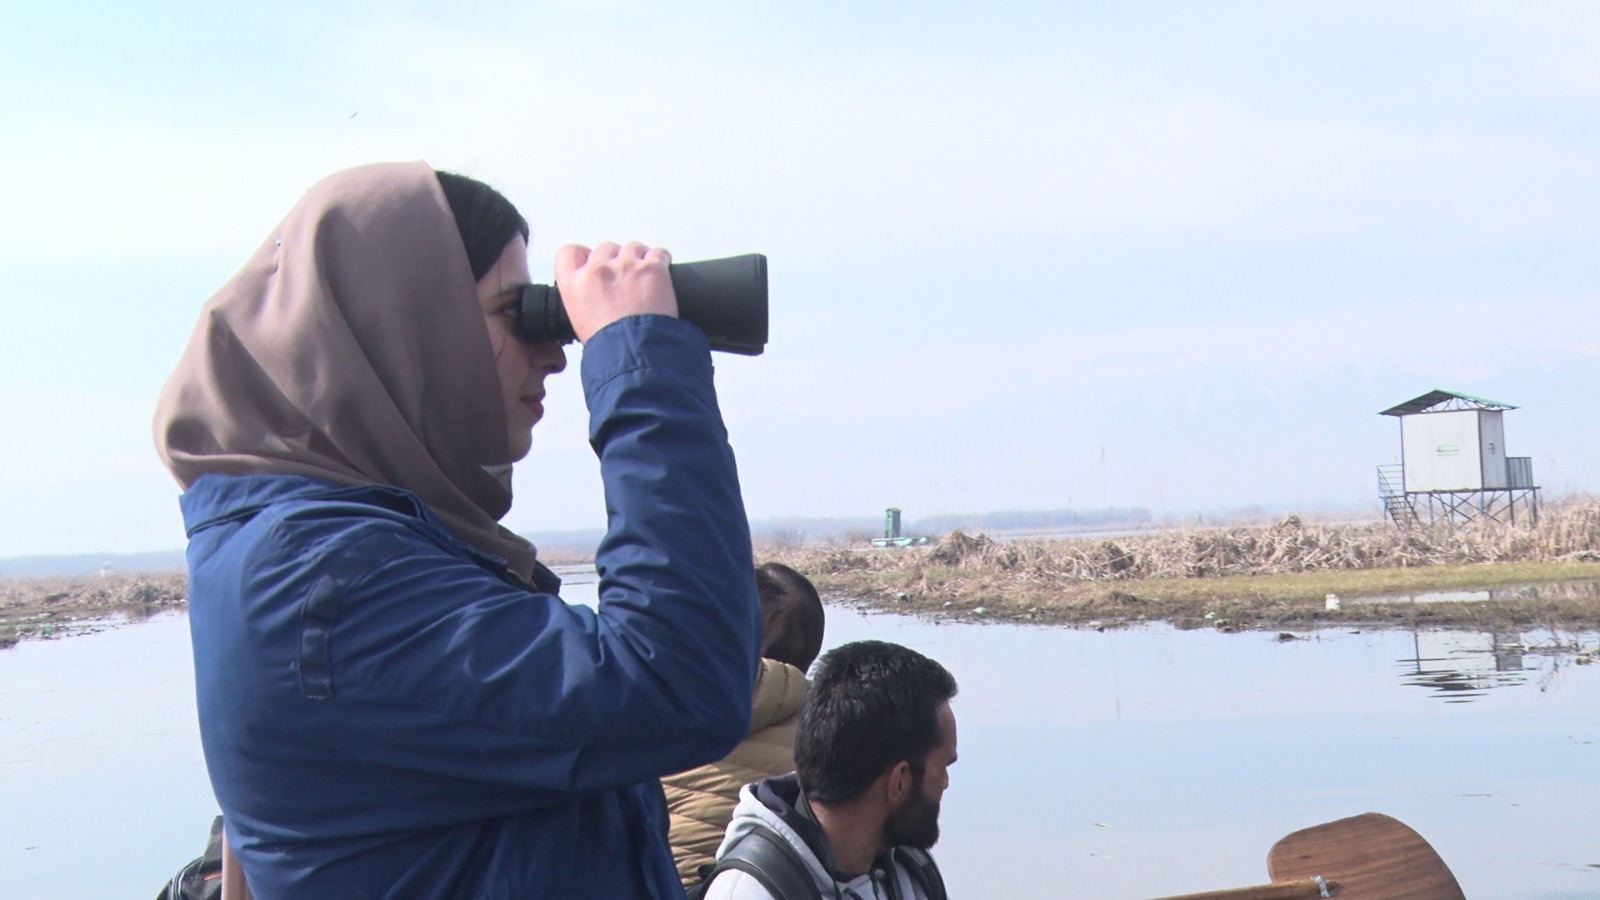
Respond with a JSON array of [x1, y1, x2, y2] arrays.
[[1397, 630, 1531, 701], [1, 576, 1596, 900]]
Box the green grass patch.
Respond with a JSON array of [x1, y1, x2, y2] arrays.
[[1126, 560, 1600, 604]]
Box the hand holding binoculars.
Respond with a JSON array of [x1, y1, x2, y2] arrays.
[[516, 253, 768, 356]]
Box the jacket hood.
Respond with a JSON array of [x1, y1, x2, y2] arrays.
[[717, 775, 941, 899], [718, 774, 840, 893]]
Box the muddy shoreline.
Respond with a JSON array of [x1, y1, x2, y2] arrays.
[[6, 561, 1600, 651], [818, 571, 1600, 634]]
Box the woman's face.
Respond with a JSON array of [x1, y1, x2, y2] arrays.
[[478, 237, 567, 461]]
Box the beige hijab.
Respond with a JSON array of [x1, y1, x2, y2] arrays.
[[153, 161, 538, 580]]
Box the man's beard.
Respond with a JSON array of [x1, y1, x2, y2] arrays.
[[882, 772, 941, 850]]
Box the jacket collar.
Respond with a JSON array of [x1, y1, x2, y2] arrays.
[[179, 473, 561, 594], [750, 660, 808, 733]]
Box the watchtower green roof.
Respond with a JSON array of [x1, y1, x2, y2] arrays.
[[1379, 389, 1518, 417]]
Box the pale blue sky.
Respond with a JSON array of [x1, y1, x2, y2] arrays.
[[2, 1, 1598, 555]]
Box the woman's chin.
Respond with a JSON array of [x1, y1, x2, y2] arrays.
[[506, 431, 534, 463]]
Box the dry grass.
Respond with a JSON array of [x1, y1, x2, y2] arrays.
[[0, 571, 189, 646], [760, 500, 1600, 630]]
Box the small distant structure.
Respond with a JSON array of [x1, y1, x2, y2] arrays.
[[1376, 389, 1539, 527], [870, 507, 930, 548]]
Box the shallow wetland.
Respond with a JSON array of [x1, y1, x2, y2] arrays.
[[5, 509, 1600, 897], [2, 577, 1595, 898]]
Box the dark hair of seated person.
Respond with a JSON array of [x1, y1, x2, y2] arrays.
[[756, 562, 825, 673], [795, 640, 958, 804]]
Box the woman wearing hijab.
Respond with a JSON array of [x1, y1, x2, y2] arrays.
[[153, 162, 761, 898]]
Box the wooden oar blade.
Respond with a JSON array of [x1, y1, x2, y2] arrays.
[[1266, 812, 1465, 899]]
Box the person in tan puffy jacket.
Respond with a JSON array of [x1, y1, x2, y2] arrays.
[[664, 562, 825, 888]]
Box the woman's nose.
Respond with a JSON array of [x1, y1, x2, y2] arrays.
[[529, 342, 566, 374]]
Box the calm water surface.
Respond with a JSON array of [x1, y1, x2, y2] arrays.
[[2, 568, 1596, 898]]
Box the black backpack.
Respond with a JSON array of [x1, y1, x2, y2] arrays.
[[689, 822, 947, 900], [154, 816, 224, 900]]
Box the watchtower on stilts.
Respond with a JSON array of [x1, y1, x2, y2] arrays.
[[1376, 390, 1539, 527]]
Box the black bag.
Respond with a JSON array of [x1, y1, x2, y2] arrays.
[[688, 824, 820, 900], [155, 816, 224, 900], [889, 846, 948, 900]]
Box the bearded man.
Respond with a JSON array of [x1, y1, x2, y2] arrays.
[[700, 640, 957, 900]]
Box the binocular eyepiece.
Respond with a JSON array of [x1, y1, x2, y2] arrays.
[[516, 253, 768, 356]]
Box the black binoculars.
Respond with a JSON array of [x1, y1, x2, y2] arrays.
[[516, 253, 768, 356]]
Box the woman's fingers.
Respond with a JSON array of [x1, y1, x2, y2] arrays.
[[554, 241, 678, 343], [553, 243, 592, 276]]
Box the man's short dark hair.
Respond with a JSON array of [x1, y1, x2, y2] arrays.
[[795, 640, 957, 805], [757, 562, 825, 672]]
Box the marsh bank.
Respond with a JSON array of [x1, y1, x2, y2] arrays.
[[9, 505, 1600, 646], [761, 506, 1600, 632]]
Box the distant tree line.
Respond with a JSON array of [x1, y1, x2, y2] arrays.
[[748, 507, 1155, 548], [5, 508, 1165, 575], [912, 507, 1153, 535]]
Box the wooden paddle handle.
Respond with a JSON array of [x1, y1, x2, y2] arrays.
[[1146, 878, 1337, 900]]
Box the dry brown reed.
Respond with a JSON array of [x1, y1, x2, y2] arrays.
[[765, 501, 1600, 585], [0, 571, 189, 645], [8, 501, 1600, 641], [0, 571, 188, 613]]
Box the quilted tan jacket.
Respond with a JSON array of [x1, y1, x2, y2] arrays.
[[662, 658, 808, 887]]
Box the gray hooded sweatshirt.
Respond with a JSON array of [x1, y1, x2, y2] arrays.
[[702, 774, 942, 900]]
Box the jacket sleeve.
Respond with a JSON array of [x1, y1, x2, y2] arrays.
[[581, 314, 762, 768], [263, 316, 760, 808]]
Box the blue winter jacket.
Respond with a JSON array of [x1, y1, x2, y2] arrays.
[[180, 317, 761, 898]]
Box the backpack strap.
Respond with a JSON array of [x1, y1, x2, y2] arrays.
[[891, 847, 947, 900], [154, 816, 225, 900], [695, 823, 823, 900]]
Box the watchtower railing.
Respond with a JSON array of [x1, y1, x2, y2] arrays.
[[1507, 457, 1534, 489], [1377, 464, 1418, 526]]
